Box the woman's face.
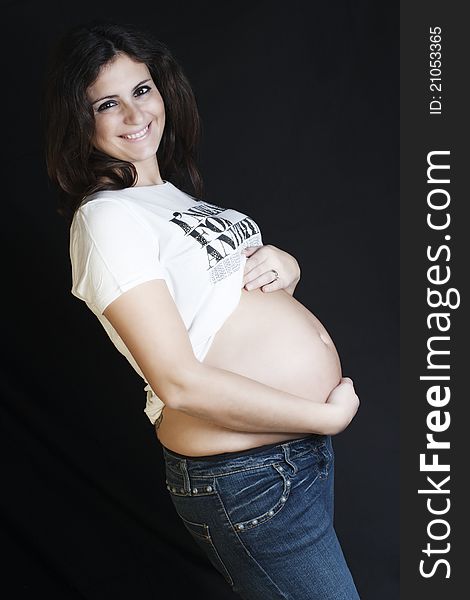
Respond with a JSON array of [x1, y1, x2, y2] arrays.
[[87, 53, 165, 176]]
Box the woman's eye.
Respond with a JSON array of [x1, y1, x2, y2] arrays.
[[96, 86, 151, 112], [135, 85, 151, 96], [97, 100, 116, 112]]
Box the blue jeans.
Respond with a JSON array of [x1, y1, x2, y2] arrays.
[[162, 434, 360, 599]]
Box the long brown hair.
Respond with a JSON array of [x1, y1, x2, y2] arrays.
[[42, 20, 203, 223]]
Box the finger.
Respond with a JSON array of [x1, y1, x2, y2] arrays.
[[242, 246, 262, 257], [242, 255, 262, 277], [245, 271, 281, 291], [260, 280, 281, 293], [242, 246, 270, 267], [243, 259, 270, 282], [243, 262, 274, 286]]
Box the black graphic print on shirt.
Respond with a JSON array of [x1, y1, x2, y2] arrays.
[[169, 201, 262, 284]]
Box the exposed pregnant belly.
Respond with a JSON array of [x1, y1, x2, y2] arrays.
[[156, 288, 342, 456]]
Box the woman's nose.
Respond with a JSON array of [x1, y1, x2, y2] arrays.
[[123, 102, 144, 125]]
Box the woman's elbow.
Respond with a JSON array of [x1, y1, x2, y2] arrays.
[[155, 362, 203, 410]]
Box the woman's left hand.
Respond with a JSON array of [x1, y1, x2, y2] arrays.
[[242, 244, 301, 295]]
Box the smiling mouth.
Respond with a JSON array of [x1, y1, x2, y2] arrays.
[[120, 122, 151, 140]]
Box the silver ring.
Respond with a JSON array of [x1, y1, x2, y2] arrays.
[[270, 269, 279, 281]]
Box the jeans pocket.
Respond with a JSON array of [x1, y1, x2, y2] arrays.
[[178, 515, 234, 587], [218, 463, 292, 534]]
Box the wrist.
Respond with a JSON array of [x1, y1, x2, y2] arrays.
[[307, 403, 343, 436], [322, 404, 345, 435], [285, 269, 300, 295]]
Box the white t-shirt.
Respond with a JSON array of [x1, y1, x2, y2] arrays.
[[69, 181, 263, 425]]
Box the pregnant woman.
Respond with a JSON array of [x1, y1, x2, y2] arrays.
[[44, 21, 361, 599]]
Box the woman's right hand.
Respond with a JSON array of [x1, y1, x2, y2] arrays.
[[325, 377, 360, 434]]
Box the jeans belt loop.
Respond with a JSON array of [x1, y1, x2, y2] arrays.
[[281, 443, 298, 475], [179, 460, 192, 495]]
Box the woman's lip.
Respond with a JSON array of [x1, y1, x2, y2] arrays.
[[120, 122, 152, 141]]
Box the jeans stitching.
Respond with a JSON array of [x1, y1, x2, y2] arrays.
[[213, 487, 289, 599], [179, 515, 234, 587], [165, 451, 327, 495], [179, 515, 210, 540], [230, 464, 292, 532], [205, 527, 235, 587], [166, 461, 287, 481]]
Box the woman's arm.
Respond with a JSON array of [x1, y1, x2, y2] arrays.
[[103, 279, 358, 435], [176, 364, 357, 435], [242, 245, 301, 296]]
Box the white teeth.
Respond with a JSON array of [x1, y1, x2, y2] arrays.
[[122, 125, 149, 139]]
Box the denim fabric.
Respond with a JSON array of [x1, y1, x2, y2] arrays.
[[162, 434, 360, 599]]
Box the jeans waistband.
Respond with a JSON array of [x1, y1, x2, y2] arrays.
[[162, 434, 328, 476]]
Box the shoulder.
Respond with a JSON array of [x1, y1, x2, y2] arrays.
[[69, 199, 160, 281], [72, 192, 147, 238]]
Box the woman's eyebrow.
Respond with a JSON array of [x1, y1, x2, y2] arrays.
[[91, 79, 152, 105]]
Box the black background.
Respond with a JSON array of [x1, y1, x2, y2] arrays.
[[1, 1, 398, 598]]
